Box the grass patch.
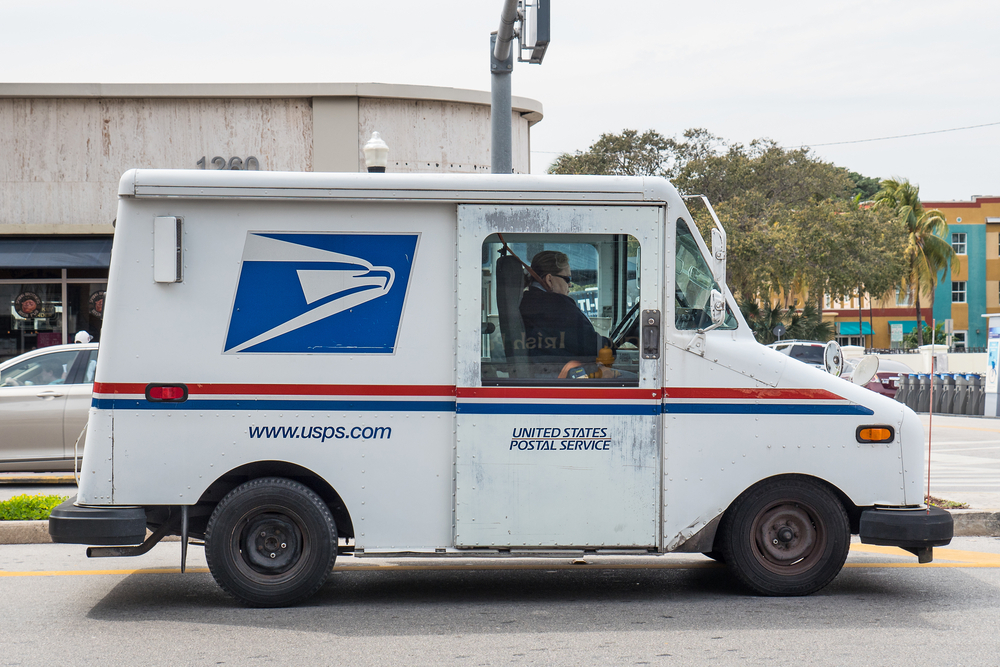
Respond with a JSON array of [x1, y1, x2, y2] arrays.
[[925, 495, 970, 510], [0, 494, 69, 521]]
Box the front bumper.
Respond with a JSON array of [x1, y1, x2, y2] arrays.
[[48, 496, 147, 546], [859, 505, 953, 555]]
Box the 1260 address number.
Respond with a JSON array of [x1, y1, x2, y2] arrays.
[[196, 156, 260, 170]]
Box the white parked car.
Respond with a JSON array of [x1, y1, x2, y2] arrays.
[[767, 340, 830, 370], [0, 342, 98, 472]]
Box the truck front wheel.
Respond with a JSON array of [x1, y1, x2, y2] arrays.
[[718, 477, 849, 596], [205, 477, 337, 607]]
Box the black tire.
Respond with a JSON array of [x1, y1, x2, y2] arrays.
[[718, 476, 849, 596], [205, 477, 337, 607]]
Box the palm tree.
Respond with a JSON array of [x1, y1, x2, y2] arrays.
[[874, 178, 956, 346], [738, 298, 833, 344]]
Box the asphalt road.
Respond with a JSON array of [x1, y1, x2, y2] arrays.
[[1, 538, 999, 666]]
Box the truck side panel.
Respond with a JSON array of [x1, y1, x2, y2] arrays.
[[81, 198, 460, 550]]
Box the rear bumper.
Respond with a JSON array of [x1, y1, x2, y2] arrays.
[[859, 506, 953, 548], [48, 496, 147, 546]]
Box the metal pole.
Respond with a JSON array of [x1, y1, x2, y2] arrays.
[[490, 32, 513, 174], [494, 0, 519, 61]]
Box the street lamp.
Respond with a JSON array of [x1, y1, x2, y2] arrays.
[[363, 131, 389, 173]]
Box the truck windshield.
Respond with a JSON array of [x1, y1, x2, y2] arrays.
[[675, 217, 737, 331]]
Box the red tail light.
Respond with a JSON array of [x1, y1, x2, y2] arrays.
[[145, 384, 188, 402]]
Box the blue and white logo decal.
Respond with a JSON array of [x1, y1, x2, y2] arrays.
[[224, 232, 418, 354]]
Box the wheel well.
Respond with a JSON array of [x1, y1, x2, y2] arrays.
[[710, 473, 863, 549], [186, 461, 355, 541]]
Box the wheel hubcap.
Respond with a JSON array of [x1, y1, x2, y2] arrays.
[[243, 513, 301, 573], [754, 504, 818, 566]]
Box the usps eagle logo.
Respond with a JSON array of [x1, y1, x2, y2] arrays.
[[224, 232, 419, 354]]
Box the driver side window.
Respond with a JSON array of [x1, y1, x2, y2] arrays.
[[480, 233, 640, 386]]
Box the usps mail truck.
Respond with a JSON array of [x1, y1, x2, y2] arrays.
[[50, 169, 952, 607]]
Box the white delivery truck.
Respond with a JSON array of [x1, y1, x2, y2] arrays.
[[50, 169, 952, 607]]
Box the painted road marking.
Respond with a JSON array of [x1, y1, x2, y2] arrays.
[[925, 423, 1000, 434], [1, 545, 999, 578]]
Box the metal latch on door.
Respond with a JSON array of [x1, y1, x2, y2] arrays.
[[641, 309, 660, 359]]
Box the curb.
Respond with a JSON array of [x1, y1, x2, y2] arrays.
[[0, 474, 76, 484], [2, 510, 998, 546], [949, 509, 1000, 537], [0, 521, 53, 545], [0, 521, 181, 545]]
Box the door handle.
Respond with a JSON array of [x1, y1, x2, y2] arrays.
[[641, 309, 660, 359], [36, 390, 64, 399]]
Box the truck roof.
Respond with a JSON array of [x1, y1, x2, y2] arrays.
[[119, 169, 682, 206]]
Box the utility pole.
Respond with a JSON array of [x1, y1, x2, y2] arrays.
[[490, 0, 549, 175]]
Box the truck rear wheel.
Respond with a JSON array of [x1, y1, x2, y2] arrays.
[[205, 477, 337, 607], [718, 477, 849, 596]]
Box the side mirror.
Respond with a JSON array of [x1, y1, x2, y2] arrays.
[[824, 341, 844, 377], [711, 227, 727, 285], [709, 289, 726, 325], [851, 355, 880, 386]]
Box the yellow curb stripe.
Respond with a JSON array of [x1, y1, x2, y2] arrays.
[[851, 543, 1000, 564], [843, 562, 1000, 568]]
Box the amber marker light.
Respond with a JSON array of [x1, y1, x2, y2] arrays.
[[856, 426, 895, 443]]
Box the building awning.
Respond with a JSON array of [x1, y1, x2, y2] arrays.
[[838, 322, 873, 335], [888, 320, 926, 334], [0, 237, 113, 268]]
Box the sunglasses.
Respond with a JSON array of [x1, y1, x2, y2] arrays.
[[550, 273, 573, 287]]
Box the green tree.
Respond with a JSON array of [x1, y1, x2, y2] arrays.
[[549, 128, 907, 316], [778, 197, 907, 314], [785, 302, 834, 341], [738, 298, 833, 344], [675, 139, 904, 308], [739, 298, 787, 344], [845, 170, 882, 201], [902, 322, 943, 349], [548, 129, 675, 177], [874, 178, 957, 346]]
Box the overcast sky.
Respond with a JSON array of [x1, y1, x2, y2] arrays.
[[4, 0, 996, 201]]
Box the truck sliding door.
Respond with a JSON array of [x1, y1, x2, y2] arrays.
[[454, 204, 663, 548]]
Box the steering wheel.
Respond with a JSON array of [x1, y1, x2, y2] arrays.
[[609, 302, 641, 349]]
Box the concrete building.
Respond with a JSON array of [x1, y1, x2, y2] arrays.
[[0, 83, 543, 360], [822, 196, 1000, 352], [925, 196, 1000, 351], [824, 290, 921, 350]]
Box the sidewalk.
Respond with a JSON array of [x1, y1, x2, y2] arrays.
[[920, 413, 1000, 509]]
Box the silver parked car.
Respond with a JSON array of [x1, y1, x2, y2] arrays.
[[0, 343, 98, 472]]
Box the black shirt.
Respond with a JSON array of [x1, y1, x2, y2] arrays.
[[518, 284, 609, 365]]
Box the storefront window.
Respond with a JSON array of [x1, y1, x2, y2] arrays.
[[66, 283, 107, 342], [0, 272, 107, 362], [1, 283, 62, 359]]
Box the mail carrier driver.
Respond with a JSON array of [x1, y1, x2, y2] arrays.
[[519, 250, 612, 376]]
